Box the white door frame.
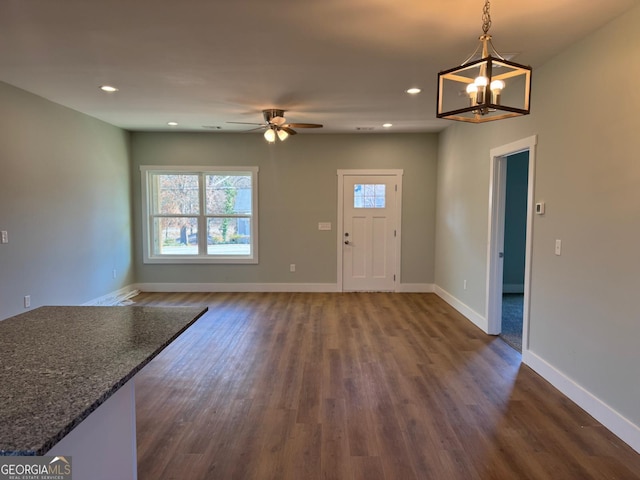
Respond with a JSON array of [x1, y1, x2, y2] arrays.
[[486, 136, 537, 352], [337, 169, 403, 292]]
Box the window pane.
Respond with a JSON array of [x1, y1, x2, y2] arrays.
[[153, 217, 198, 255], [153, 174, 200, 214], [353, 183, 386, 209], [206, 217, 251, 255], [205, 175, 252, 215]]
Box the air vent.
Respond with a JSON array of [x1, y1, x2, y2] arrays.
[[356, 127, 375, 131]]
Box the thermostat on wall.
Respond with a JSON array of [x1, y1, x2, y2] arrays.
[[535, 202, 545, 215]]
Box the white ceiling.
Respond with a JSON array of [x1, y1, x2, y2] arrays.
[[0, 0, 636, 134]]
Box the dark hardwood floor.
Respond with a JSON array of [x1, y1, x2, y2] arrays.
[[132, 292, 640, 479]]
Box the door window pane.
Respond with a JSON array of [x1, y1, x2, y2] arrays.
[[354, 184, 386, 209]]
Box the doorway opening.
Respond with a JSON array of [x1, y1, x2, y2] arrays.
[[486, 136, 537, 354], [500, 151, 529, 351]]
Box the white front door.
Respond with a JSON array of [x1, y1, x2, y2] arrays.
[[341, 174, 399, 291]]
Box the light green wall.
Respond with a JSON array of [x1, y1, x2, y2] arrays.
[[131, 132, 438, 286], [435, 4, 640, 425], [0, 82, 133, 320]]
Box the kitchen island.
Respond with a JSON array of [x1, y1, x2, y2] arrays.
[[0, 305, 208, 479]]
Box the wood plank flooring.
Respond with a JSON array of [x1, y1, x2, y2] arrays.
[[133, 292, 640, 479]]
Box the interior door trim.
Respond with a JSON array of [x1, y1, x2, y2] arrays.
[[337, 169, 403, 292], [486, 135, 537, 353]]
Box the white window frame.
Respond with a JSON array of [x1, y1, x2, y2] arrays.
[[140, 165, 259, 264]]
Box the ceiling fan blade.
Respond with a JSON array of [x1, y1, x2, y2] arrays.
[[285, 123, 323, 128], [226, 121, 267, 126], [242, 126, 268, 133], [280, 126, 297, 135]]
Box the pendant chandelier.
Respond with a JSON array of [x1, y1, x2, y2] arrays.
[[436, 0, 532, 123]]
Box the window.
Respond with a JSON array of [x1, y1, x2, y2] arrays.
[[141, 166, 258, 264], [354, 183, 386, 208]]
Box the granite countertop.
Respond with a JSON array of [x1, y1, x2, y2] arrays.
[[0, 305, 208, 456]]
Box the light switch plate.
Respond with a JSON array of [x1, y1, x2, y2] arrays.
[[1, 231, 7, 244], [555, 239, 562, 256]]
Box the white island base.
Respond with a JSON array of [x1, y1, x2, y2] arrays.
[[47, 379, 137, 480]]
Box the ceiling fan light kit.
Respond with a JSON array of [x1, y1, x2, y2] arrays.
[[436, 0, 532, 123]]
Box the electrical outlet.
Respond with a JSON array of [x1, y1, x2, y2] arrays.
[[1, 231, 7, 244], [24, 295, 31, 308], [290, 264, 296, 272]]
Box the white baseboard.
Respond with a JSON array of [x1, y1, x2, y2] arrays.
[[503, 283, 524, 293], [134, 282, 341, 293], [78, 282, 438, 305], [397, 283, 435, 293], [434, 285, 488, 332], [83, 286, 140, 306], [523, 350, 640, 454], [134, 282, 435, 294]]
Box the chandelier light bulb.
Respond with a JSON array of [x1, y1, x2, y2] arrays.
[[490, 79, 505, 92], [490, 79, 506, 105], [472, 76, 488, 104], [474, 76, 489, 87], [466, 83, 478, 106]]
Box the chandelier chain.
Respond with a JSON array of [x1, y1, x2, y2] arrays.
[[482, 0, 492, 35]]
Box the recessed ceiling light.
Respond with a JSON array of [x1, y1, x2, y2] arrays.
[[167, 121, 178, 126], [99, 85, 118, 93], [406, 88, 421, 95], [382, 123, 393, 128]]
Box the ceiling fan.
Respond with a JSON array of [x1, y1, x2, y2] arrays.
[[227, 109, 323, 142]]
